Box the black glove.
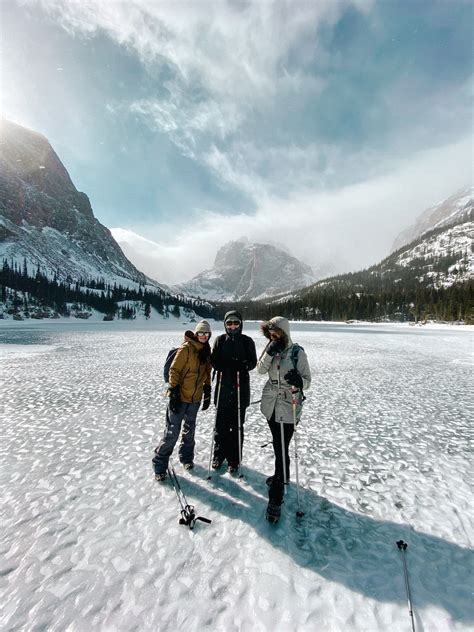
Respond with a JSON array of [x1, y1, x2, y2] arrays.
[[284, 368, 303, 389], [231, 358, 248, 371], [266, 337, 285, 356], [168, 386, 181, 413], [202, 384, 211, 411]]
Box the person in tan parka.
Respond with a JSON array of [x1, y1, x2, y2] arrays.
[[152, 320, 212, 481]]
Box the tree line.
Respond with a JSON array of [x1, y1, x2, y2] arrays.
[[212, 245, 473, 323], [213, 281, 473, 323], [2, 257, 472, 324], [1, 258, 215, 320]]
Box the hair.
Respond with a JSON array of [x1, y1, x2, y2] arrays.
[[197, 342, 211, 364]]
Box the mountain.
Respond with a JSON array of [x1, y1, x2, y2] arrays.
[[392, 186, 473, 252], [385, 186, 473, 288], [0, 118, 160, 289], [311, 185, 473, 293], [240, 187, 473, 322], [175, 237, 315, 301]]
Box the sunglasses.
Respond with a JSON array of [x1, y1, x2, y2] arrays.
[[225, 320, 241, 326], [196, 331, 210, 337]]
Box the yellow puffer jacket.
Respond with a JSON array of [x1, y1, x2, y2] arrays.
[[168, 331, 212, 403]]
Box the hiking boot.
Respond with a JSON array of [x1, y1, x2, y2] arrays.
[[266, 501, 281, 524], [154, 471, 167, 482], [212, 459, 223, 470], [227, 464, 239, 474], [183, 462, 194, 471]]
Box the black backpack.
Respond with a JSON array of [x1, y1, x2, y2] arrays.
[[163, 348, 179, 382]]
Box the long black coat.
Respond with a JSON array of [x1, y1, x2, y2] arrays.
[[210, 332, 257, 409]]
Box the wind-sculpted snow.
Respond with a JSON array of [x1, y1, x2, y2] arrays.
[[0, 323, 472, 631]]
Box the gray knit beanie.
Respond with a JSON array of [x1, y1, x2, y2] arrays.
[[194, 320, 211, 335]]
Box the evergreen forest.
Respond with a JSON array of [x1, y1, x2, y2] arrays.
[[1, 257, 472, 324]]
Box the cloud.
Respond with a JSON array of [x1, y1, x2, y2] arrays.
[[20, 0, 472, 285], [31, 0, 370, 195], [30, 2, 471, 202], [113, 135, 472, 284]]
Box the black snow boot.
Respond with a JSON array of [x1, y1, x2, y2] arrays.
[[266, 501, 281, 524]]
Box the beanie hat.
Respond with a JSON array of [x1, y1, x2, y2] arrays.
[[194, 320, 211, 335]]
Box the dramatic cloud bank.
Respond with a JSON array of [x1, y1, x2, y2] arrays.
[[4, 1, 473, 283]]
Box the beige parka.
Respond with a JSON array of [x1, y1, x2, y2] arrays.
[[257, 317, 311, 424]]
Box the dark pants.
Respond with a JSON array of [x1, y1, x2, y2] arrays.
[[267, 413, 295, 505], [152, 401, 200, 474], [213, 405, 247, 467]]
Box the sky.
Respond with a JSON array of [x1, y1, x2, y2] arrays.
[[0, 0, 472, 284]]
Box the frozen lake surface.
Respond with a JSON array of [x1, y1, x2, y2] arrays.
[[1, 321, 472, 631]]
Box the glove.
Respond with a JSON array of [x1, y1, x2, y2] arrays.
[[168, 386, 181, 413], [266, 337, 285, 356], [202, 384, 211, 411], [231, 358, 248, 371], [284, 369, 303, 389]]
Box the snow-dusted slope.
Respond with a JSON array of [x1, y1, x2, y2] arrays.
[[394, 220, 473, 287], [0, 119, 165, 290], [386, 187, 473, 288], [176, 237, 315, 301], [392, 186, 473, 252], [286, 186, 473, 302]]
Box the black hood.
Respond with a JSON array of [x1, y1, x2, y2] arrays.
[[224, 309, 243, 334]]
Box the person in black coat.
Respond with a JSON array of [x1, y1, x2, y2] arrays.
[[210, 310, 257, 472]]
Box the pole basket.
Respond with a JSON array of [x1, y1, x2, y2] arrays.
[[179, 505, 212, 530]]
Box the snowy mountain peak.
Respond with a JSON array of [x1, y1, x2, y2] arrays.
[[175, 238, 315, 301], [0, 119, 158, 289]]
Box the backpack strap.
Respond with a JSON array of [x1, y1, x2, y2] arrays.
[[291, 343, 302, 370], [290, 343, 306, 399]]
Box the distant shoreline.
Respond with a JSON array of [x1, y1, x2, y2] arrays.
[[1, 315, 472, 331]]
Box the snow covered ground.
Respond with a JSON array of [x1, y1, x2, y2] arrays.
[[0, 321, 472, 631]]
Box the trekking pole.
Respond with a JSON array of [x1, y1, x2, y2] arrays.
[[292, 388, 304, 518], [236, 370, 244, 478], [167, 460, 212, 530], [207, 372, 222, 480], [396, 540, 416, 632]]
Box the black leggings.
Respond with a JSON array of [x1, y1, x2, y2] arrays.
[[267, 413, 295, 504], [213, 406, 246, 466]]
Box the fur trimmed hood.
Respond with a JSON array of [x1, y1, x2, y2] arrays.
[[260, 316, 292, 348]]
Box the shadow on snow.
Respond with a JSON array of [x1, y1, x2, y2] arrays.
[[177, 464, 473, 625]]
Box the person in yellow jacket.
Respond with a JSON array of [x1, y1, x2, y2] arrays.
[[153, 320, 212, 481]]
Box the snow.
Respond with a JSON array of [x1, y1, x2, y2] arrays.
[[0, 219, 170, 295], [0, 305, 213, 328], [0, 321, 472, 631], [395, 220, 473, 287], [175, 240, 316, 301]]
